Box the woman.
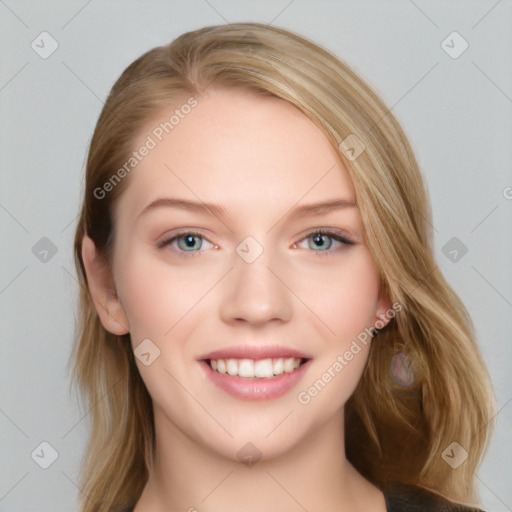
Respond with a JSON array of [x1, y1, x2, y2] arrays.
[[71, 22, 494, 512]]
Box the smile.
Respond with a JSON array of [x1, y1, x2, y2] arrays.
[[199, 346, 312, 401], [208, 357, 304, 378]]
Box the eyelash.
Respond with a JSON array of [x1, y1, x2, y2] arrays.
[[157, 229, 354, 259], [297, 229, 355, 257]]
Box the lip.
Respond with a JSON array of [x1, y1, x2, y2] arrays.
[[198, 345, 312, 401], [198, 345, 311, 361]]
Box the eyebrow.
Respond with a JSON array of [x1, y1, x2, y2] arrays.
[[136, 197, 357, 222]]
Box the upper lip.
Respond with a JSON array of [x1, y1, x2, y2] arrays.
[[199, 345, 312, 361]]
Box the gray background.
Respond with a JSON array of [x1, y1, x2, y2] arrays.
[[1, 1, 511, 510]]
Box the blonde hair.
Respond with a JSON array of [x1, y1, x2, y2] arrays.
[[71, 22, 495, 512]]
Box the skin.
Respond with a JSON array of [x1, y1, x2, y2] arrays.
[[82, 88, 390, 511]]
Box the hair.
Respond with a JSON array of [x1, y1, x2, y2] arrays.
[[70, 22, 495, 512]]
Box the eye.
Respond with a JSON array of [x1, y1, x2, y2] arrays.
[[295, 229, 354, 255], [157, 231, 215, 257]]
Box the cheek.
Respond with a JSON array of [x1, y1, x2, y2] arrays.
[[292, 253, 380, 417], [115, 256, 207, 416], [114, 253, 215, 341], [292, 250, 381, 342]]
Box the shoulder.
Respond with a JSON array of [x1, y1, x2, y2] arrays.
[[384, 484, 485, 512]]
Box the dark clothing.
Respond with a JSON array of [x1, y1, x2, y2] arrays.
[[385, 484, 483, 511], [123, 483, 484, 511]]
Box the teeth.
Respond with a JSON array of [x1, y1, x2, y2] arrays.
[[217, 359, 226, 374], [209, 357, 303, 379], [273, 358, 284, 375], [283, 358, 295, 373], [254, 358, 273, 378], [227, 359, 238, 376], [238, 359, 254, 378]]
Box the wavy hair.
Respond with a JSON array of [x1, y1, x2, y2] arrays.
[[70, 22, 495, 512]]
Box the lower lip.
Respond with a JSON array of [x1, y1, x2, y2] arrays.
[[201, 360, 312, 401]]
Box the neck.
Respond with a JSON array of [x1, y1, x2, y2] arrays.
[[134, 407, 385, 512]]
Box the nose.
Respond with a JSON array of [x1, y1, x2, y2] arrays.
[[219, 248, 294, 327]]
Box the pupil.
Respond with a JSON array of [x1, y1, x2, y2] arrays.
[[314, 234, 325, 247], [312, 233, 331, 250], [185, 235, 197, 248]]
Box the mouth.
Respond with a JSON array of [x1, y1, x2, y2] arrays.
[[199, 346, 312, 401], [206, 357, 309, 379]]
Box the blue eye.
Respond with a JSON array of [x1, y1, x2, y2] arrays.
[[299, 230, 354, 255], [158, 231, 214, 256], [308, 232, 333, 250], [158, 229, 354, 259], [176, 233, 203, 251]]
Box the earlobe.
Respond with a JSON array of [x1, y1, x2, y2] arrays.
[[374, 286, 392, 330], [81, 235, 130, 335]]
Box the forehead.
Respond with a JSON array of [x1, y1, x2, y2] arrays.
[[115, 88, 355, 224]]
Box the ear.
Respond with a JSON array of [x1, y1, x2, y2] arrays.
[[81, 235, 129, 335], [374, 284, 393, 330]]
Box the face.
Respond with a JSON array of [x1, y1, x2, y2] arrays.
[[85, 88, 390, 461]]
